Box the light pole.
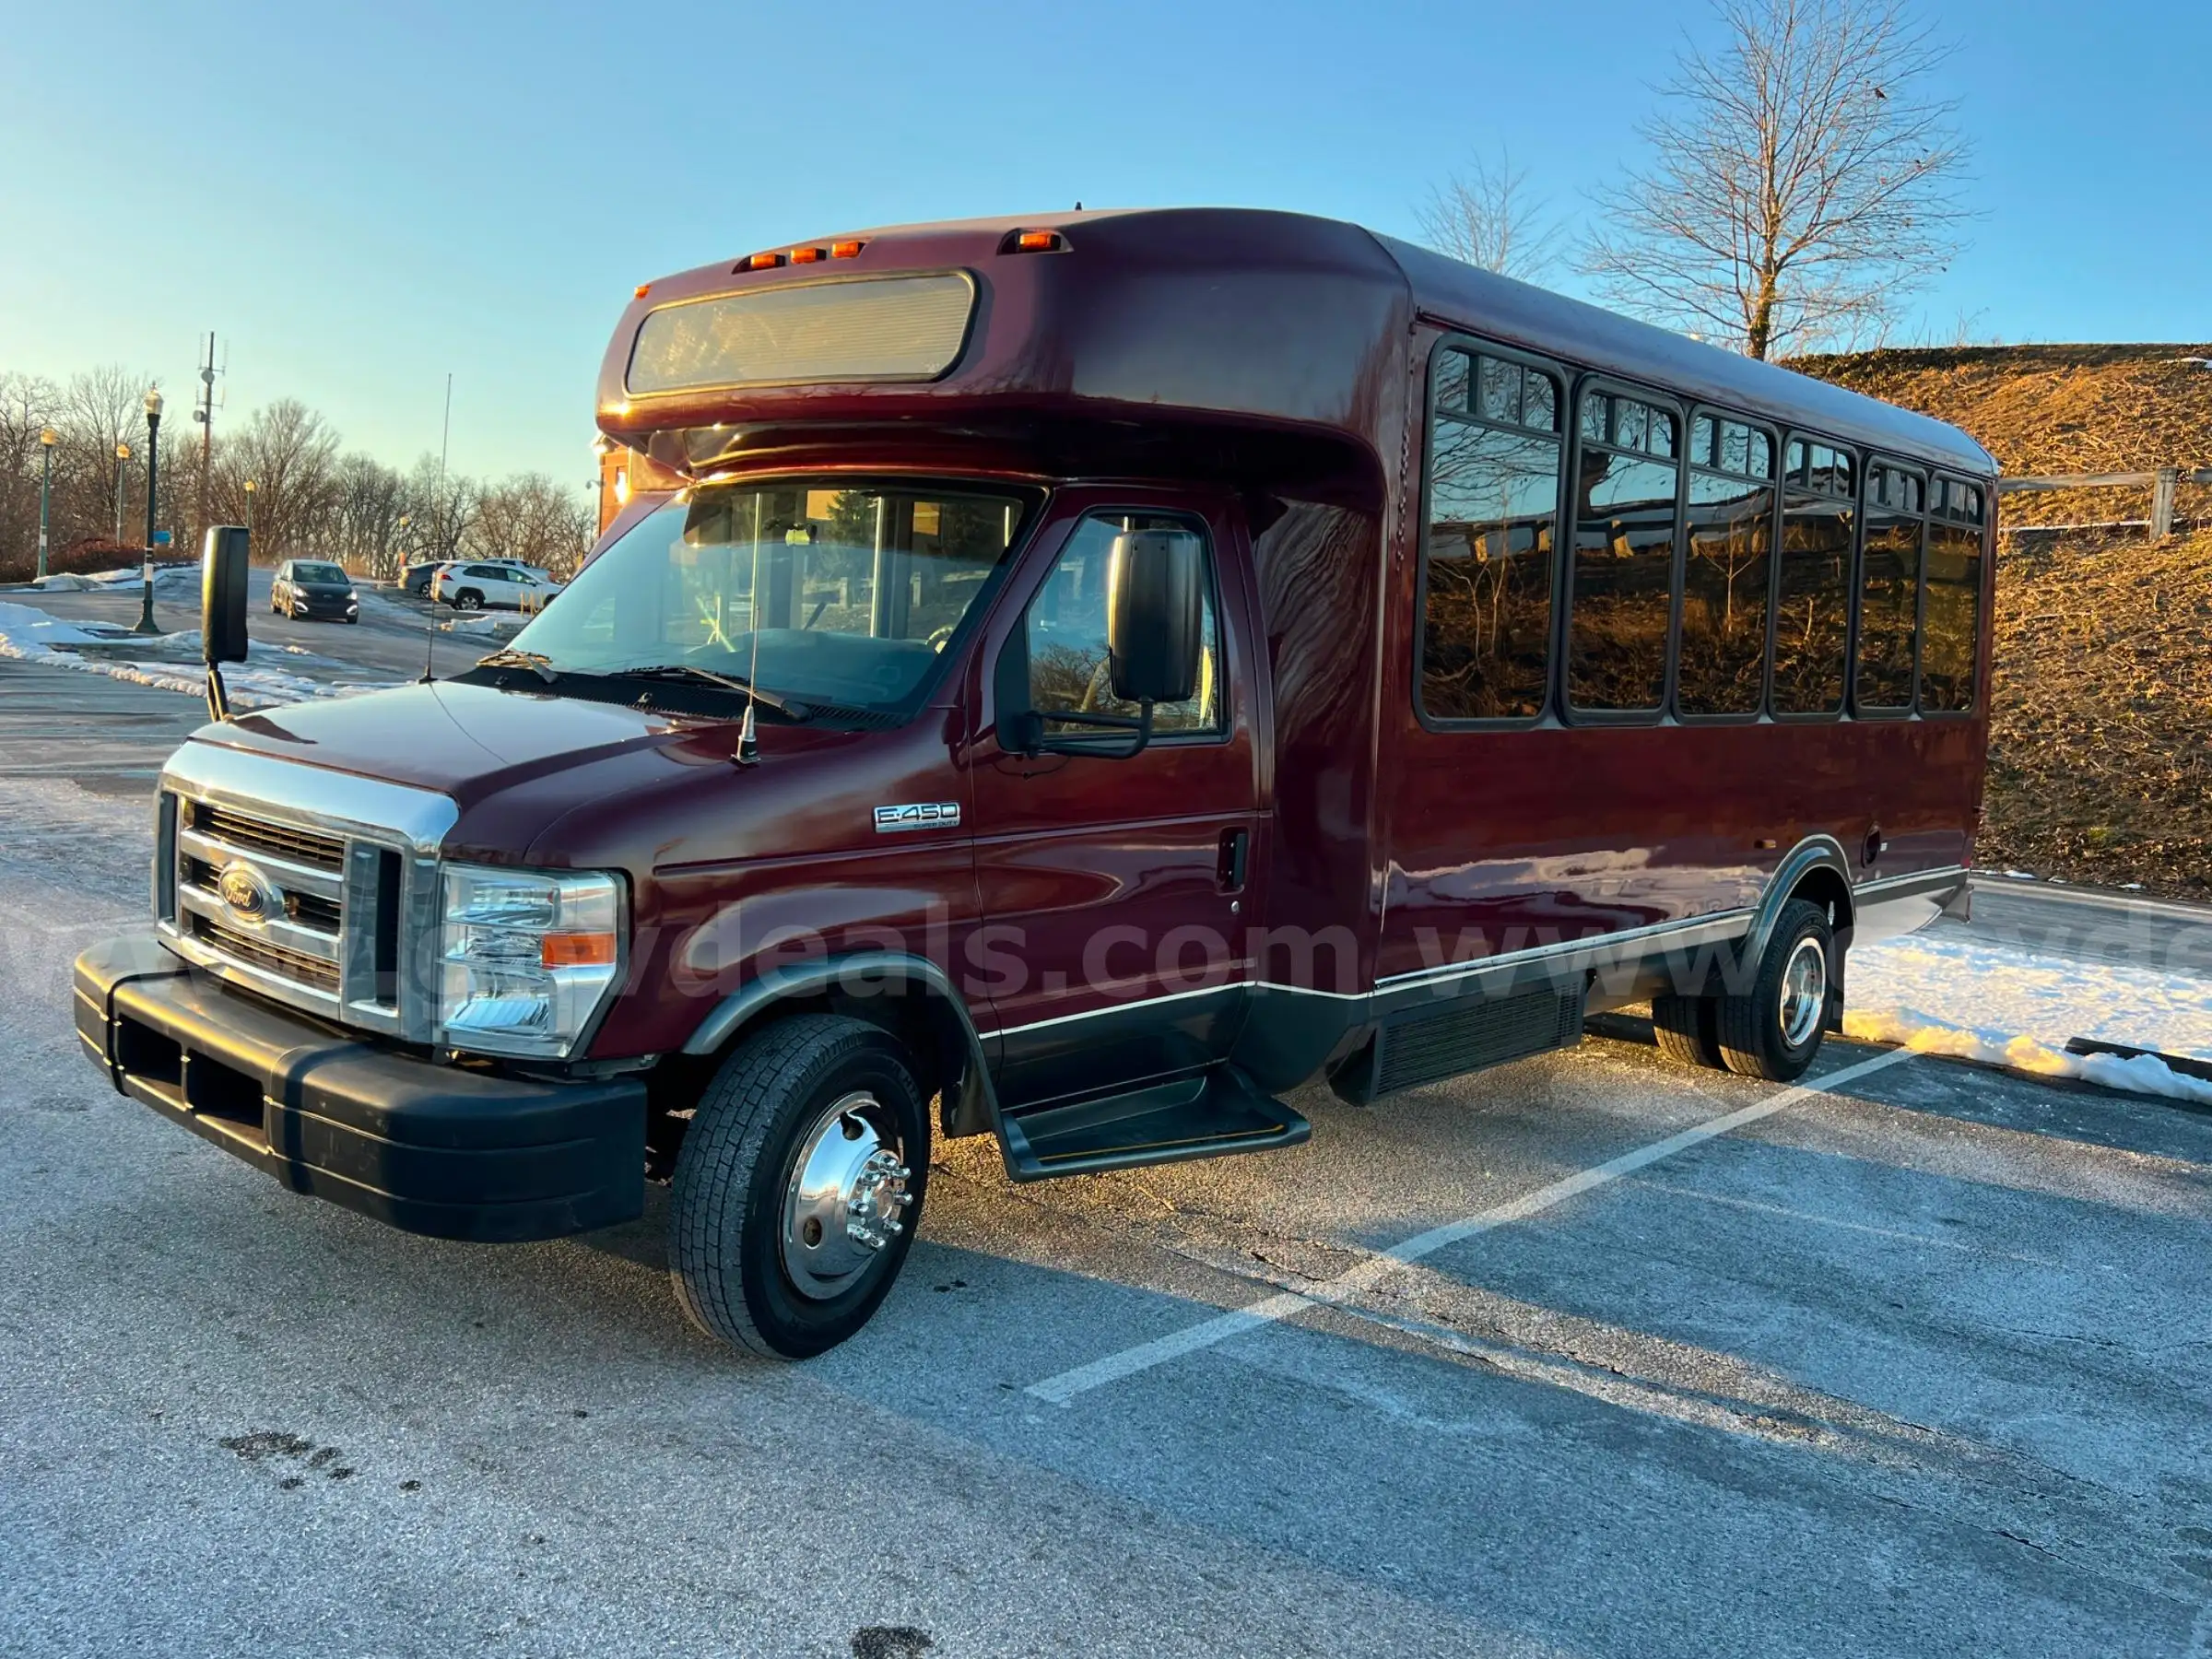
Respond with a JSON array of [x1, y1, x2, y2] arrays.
[[591, 434, 612, 533], [242, 478, 255, 535], [135, 387, 163, 635], [37, 427, 56, 581], [112, 442, 131, 547]]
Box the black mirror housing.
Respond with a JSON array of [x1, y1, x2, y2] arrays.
[[202, 525, 251, 665], [1105, 529, 1204, 705]]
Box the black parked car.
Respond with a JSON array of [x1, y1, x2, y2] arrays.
[[400, 559, 449, 597], [271, 559, 359, 624]]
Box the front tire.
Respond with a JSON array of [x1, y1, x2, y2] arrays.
[[1714, 899, 1836, 1082], [669, 1015, 929, 1359]]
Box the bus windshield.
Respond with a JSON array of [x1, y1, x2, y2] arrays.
[[510, 479, 1033, 717]]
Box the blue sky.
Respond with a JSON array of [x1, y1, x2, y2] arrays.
[[3, 0, 2204, 484]]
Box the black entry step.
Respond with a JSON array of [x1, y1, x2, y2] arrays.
[[1000, 1065, 1310, 1182]]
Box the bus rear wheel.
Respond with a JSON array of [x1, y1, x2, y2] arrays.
[[1651, 994, 1724, 1069], [668, 1014, 929, 1359], [1714, 899, 1835, 1083]]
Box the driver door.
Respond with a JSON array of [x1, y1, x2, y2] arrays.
[[966, 488, 1267, 1107]]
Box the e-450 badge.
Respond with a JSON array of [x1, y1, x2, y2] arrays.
[[873, 801, 961, 833]]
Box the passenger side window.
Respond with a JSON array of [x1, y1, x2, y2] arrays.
[[1026, 512, 1223, 737], [1771, 439, 1854, 716], [1921, 479, 1984, 712], [1569, 389, 1680, 714], [1856, 464, 1924, 712], [1677, 415, 1776, 718], [1421, 347, 1564, 721]]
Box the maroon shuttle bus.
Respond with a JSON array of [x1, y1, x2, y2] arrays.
[[76, 209, 1995, 1357]]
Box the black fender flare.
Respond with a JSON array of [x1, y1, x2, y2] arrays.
[[681, 952, 1001, 1140], [1747, 835, 1855, 964]]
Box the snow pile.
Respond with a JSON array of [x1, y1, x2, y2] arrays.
[[1848, 930, 2212, 1106], [439, 613, 524, 636], [29, 572, 104, 591]]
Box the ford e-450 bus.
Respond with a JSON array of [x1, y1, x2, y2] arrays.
[[76, 208, 1994, 1357]]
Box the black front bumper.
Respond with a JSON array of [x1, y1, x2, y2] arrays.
[[75, 935, 644, 1243]]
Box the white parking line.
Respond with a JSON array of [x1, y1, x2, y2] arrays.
[[1025, 1046, 1915, 1406]]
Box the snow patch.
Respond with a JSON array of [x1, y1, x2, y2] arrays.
[[1849, 930, 2212, 1106], [0, 599, 384, 710]]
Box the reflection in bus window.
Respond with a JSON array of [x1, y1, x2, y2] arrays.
[[1422, 350, 1563, 721], [1772, 449, 1853, 716], [1922, 481, 1984, 712], [1570, 392, 1679, 713], [1026, 512, 1222, 736], [1856, 465, 1924, 712], [1678, 465, 1774, 717]]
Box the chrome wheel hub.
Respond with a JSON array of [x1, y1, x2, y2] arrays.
[[781, 1091, 913, 1300], [1778, 936, 1828, 1049]]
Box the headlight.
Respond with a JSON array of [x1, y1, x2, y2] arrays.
[[437, 865, 622, 1059]]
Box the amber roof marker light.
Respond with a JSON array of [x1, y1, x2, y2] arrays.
[[788, 245, 827, 265], [1002, 228, 1071, 254], [740, 251, 786, 272], [830, 240, 866, 259]]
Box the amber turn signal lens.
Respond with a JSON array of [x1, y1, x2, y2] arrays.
[[789, 246, 825, 264], [745, 252, 784, 270], [541, 932, 618, 969], [830, 240, 865, 259], [633, 283, 651, 299]]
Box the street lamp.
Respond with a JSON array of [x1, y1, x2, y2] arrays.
[[242, 478, 256, 535], [37, 428, 57, 582], [112, 442, 131, 547], [135, 387, 163, 636]]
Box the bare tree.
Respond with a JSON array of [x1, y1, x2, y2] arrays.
[[1581, 0, 1971, 359], [1416, 151, 1561, 281], [227, 399, 341, 559], [468, 473, 594, 577]]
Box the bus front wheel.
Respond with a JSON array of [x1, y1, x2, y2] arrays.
[[668, 1014, 929, 1359]]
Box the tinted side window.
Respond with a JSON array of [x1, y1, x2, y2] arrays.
[[1569, 390, 1680, 714], [1027, 512, 1222, 737], [1856, 464, 1924, 712], [1771, 441, 1854, 715], [1678, 417, 1775, 717], [1422, 347, 1564, 721], [1922, 480, 1984, 712]]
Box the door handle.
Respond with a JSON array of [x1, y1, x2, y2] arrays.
[[1217, 828, 1250, 894]]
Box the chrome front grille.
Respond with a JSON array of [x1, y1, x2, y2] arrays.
[[171, 798, 352, 1016], [154, 747, 460, 1042]]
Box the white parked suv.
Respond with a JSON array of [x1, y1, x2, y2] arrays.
[[433, 561, 564, 613]]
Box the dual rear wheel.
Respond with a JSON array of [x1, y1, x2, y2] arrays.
[[1653, 899, 1835, 1082]]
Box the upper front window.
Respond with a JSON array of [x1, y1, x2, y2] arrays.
[[509, 479, 1032, 720]]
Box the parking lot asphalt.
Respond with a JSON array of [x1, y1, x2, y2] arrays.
[[5, 655, 2211, 1656]]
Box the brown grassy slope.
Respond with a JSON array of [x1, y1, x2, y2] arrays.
[[1793, 343, 2212, 525], [1789, 345, 2212, 897], [1982, 533, 2212, 897]]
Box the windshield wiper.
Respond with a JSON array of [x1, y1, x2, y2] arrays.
[[475, 646, 559, 684], [606, 664, 796, 713]]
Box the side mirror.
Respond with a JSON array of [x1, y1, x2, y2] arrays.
[[202, 525, 250, 665], [200, 525, 250, 722], [1105, 529, 1205, 705]]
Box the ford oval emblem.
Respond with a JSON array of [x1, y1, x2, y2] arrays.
[[217, 861, 279, 926]]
